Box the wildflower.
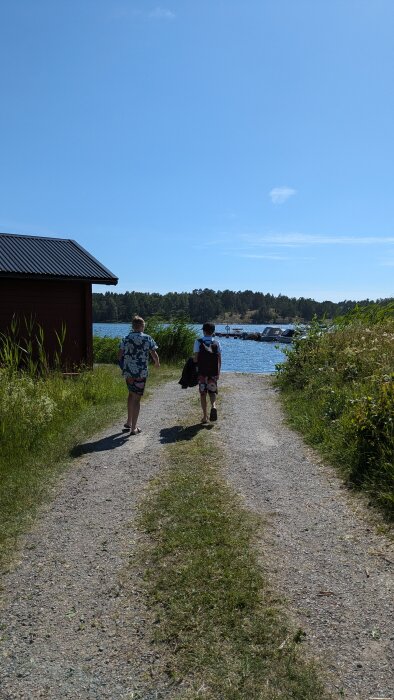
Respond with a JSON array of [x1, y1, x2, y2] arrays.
[[36, 394, 57, 425]]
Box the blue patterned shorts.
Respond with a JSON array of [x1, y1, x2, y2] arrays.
[[126, 377, 146, 396]]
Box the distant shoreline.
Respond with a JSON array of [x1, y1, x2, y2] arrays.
[[92, 319, 297, 326]]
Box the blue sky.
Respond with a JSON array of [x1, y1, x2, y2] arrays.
[[1, 0, 394, 302]]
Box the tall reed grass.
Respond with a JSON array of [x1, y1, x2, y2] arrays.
[[276, 304, 394, 518], [0, 315, 66, 374]]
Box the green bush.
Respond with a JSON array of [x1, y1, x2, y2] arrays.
[[350, 379, 394, 508], [93, 335, 120, 364], [93, 319, 197, 365], [145, 318, 197, 362], [276, 305, 394, 518]]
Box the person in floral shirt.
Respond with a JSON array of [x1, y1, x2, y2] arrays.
[[118, 316, 160, 434]]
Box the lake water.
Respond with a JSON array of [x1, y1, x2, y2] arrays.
[[94, 323, 291, 374]]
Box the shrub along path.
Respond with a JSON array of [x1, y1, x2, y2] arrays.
[[0, 375, 392, 699]]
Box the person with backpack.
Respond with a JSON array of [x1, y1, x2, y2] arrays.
[[193, 322, 222, 424]]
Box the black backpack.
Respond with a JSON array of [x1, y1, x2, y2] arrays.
[[197, 339, 219, 376]]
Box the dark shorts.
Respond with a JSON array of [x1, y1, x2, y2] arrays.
[[198, 375, 219, 395], [126, 377, 146, 396]]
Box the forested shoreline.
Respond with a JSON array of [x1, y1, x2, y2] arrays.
[[92, 289, 392, 324]]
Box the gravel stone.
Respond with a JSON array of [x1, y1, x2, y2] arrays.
[[1, 375, 393, 700], [0, 381, 192, 700], [216, 374, 394, 700]]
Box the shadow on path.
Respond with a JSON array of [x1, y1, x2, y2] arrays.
[[70, 431, 131, 457], [160, 423, 213, 444]]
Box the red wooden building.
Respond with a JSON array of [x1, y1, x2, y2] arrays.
[[0, 233, 118, 368]]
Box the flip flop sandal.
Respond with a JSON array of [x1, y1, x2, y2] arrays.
[[130, 428, 142, 435], [209, 407, 217, 421]]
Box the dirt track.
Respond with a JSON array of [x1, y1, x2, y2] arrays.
[[217, 374, 393, 700], [0, 375, 393, 699]]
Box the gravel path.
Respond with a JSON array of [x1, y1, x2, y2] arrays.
[[216, 374, 394, 700], [0, 381, 192, 700], [0, 375, 393, 700]]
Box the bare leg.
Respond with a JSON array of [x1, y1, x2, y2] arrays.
[[127, 392, 133, 426], [128, 392, 141, 431], [209, 392, 217, 409], [200, 392, 208, 422], [208, 391, 218, 421]]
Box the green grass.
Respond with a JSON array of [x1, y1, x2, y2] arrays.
[[0, 363, 178, 569], [137, 423, 331, 699]]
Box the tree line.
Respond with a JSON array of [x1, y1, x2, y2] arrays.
[[92, 289, 393, 324]]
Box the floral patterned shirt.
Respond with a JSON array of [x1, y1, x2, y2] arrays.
[[120, 332, 158, 379]]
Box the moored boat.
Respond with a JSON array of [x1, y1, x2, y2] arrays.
[[276, 328, 295, 343], [259, 326, 284, 341]]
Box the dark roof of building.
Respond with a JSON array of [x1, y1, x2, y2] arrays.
[[0, 233, 118, 285]]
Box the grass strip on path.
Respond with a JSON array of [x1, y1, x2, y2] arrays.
[[139, 422, 332, 700]]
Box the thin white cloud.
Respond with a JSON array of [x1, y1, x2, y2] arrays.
[[269, 187, 296, 204], [242, 233, 394, 247], [225, 253, 291, 261], [149, 7, 176, 19]]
